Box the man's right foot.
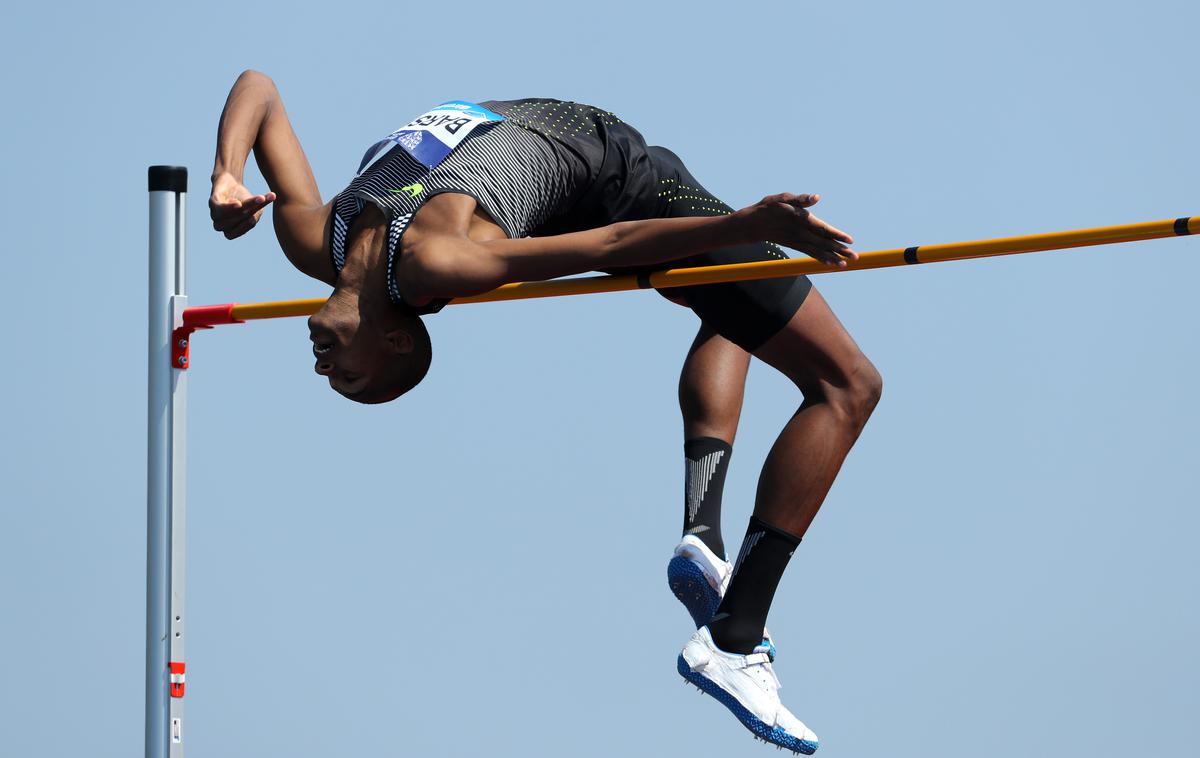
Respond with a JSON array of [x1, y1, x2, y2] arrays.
[[667, 535, 732, 629], [678, 626, 819, 755]]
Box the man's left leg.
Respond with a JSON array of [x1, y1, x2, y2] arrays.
[[699, 285, 880, 653], [679, 289, 881, 755]]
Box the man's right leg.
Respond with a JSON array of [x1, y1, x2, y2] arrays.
[[678, 324, 750, 557], [669, 325, 750, 628]]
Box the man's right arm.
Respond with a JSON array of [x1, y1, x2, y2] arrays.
[[210, 70, 336, 285], [399, 193, 857, 304]]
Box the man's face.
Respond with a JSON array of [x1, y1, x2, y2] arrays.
[[307, 291, 430, 404], [308, 306, 381, 401]]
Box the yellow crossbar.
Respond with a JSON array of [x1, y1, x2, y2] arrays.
[[224, 216, 1196, 322]]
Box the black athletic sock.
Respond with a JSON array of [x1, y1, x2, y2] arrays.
[[682, 437, 732, 557], [707, 516, 801, 654]]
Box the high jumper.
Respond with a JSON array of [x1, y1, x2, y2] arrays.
[[144, 70, 1193, 755], [209, 68, 876, 753]]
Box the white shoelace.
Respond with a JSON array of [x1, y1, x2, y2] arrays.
[[739, 652, 782, 691]]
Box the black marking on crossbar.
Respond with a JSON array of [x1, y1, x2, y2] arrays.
[[1174, 217, 1192, 236], [903, 246, 921, 264], [636, 272, 653, 289]]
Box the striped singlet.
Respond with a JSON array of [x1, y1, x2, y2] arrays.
[[328, 98, 815, 351], [328, 99, 628, 312]]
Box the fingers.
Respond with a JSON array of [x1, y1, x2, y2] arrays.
[[223, 215, 258, 240], [764, 193, 854, 246], [763, 192, 820, 209], [210, 193, 274, 234], [759, 192, 859, 266], [806, 214, 854, 246], [778, 197, 856, 263], [775, 200, 852, 246], [214, 193, 273, 218], [792, 230, 857, 267]]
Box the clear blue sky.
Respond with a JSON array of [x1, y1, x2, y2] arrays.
[[2, 1, 1198, 756]]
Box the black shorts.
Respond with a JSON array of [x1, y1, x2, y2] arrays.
[[555, 116, 811, 352], [503, 101, 812, 351], [640, 145, 811, 351]]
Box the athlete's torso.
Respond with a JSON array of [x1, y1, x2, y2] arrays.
[[329, 99, 659, 311]]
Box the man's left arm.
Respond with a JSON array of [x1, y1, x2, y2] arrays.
[[397, 193, 857, 303]]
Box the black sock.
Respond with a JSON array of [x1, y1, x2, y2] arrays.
[[708, 516, 801, 654], [682, 437, 732, 558]]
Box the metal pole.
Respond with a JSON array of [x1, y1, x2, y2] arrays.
[[147, 165, 188, 758]]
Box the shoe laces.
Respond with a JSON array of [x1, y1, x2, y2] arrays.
[[740, 652, 782, 692]]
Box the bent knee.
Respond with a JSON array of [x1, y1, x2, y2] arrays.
[[828, 358, 883, 427], [858, 359, 883, 413]]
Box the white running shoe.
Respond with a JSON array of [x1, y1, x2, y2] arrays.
[[678, 626, 819, 755], [667, 535, 776, 659]]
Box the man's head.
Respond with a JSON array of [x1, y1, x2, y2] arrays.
[[308, 289, 431, 404]]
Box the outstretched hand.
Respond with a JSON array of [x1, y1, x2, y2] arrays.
[[209, 173, 276, 240], [742, 193, 857, 267]]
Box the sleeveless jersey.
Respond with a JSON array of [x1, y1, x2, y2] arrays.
[[329, 99, 630, 312]]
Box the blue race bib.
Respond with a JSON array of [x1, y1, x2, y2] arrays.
[[357, 101, 505, 174]]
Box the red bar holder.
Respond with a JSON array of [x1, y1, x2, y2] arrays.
[[172, 304, 244, 369], [169, 661, 186, 698]]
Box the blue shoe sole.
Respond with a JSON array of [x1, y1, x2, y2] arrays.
[[677, 654, 819, 755], [667, 555, 721, 628]]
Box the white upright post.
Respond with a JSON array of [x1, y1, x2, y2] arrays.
[[147, 166, 189, 758]]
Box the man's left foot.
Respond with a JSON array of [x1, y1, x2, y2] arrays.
[[678, 626, 819, 755]]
